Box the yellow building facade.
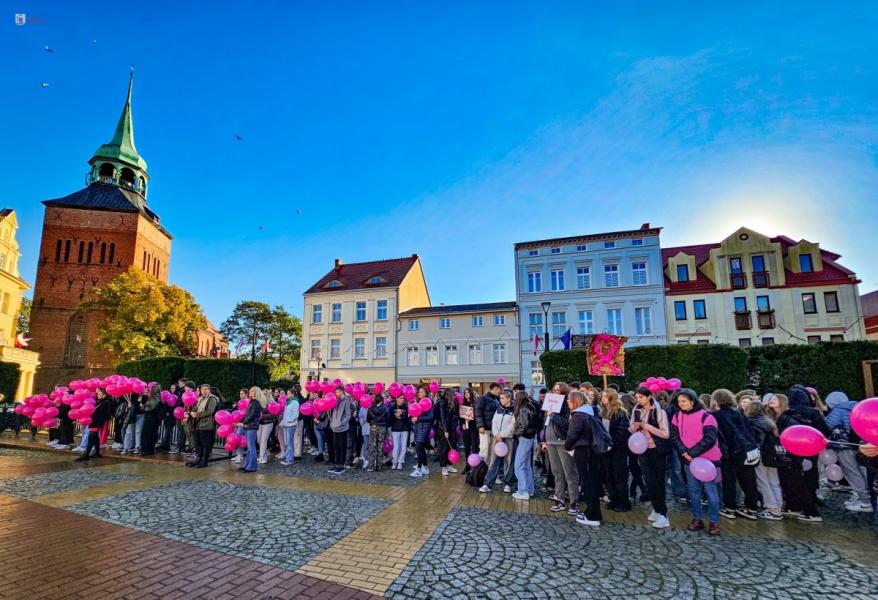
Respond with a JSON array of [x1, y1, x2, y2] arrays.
[[301, 255, 430, 384], [0, 209, 40, 400]]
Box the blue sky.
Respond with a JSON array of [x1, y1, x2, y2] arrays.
[[3, 1, 877, 324]]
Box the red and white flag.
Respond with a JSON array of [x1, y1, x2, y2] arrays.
[[533, 334, 541, 355]]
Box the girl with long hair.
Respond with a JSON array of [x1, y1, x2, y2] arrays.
[[745, 401, 784, 520], [629, 386, 671, 528], [257, 388, 275, 463], [436, 388, 459, 477], [240, 386, 263, 473], [511, 390, 537, 500], [459, 388, 479, 474], [600, 388, 631, 512], [388, 393, 410, 470], [410, 385, 435, 478], [543, 382, 579, 515]]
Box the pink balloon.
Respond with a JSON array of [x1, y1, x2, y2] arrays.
[[68, 409, 81, 420], [344, 384, 353, 395], [217, 424, 233, 438], [45, 406, 59, 418], [79, 404, 95, 416], [182, 391, 197, 407], [360, 395, 374, 409], [239, 435, 249, 449], [646, 377, 657, 385], [419, 398, 433, 413], [447, 449, 460, 464], [429, 380, 439, 395], [689, 457, 717, 482], [372, 382, 384, 395], [299, 402, 314, 416], [383, 437, 394, 453], [71, 399, 84, 410], [215, 410, 232, 426], [851, 398, 878, 445], [33, 407, 46, 420], [227, 433, 240, 447], [494, 441, 509, 457], [825, 463, 844, 481], [224, 441, 236, 452], [21, 405, 34, 417], [467, 453, 482, 468], [42, 418, 59, 429], [648, 384, 661, 394], [131, 379, 147, 395], [13, 404, 23, 414], [780, 425, 828, 457], [497, 378, 506, 386], [173, 407, 185, 420], [78, 417, 92, 426], [403, 388, 416, 402], [237, 399, 249, 412], [323, 395, 338, 411], [454, 392, 463, 402], [628, 432, 648, 454], [408, 403, 423, 418], [389, 383, 403, 398], [266, 401, 280, 415], [802, 459, 813, 471]]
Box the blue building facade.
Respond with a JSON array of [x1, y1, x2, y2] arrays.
[[514, 224, 667, 391]]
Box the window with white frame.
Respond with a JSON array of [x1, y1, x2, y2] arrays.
[[527, 271, 542, 293], [606, 309, 622, 335], [578, 310, 594, 334], [445, 345, 458, 365], [375, 337, 387, 358], [312, 304, 322, 324], [577, 267, 591, 289], [604, 241, 615, 248], [493, 343, 508, 364], [604, 264, 619, 287], [635, 307, 652, 335], [353, 337, 365, 358], [406, 346, 419, 366], [310, 339, 320, 360], [376, 300, 388, 321], [528, 249, 538, 256], [472, 315, 484, 327], [576, 244, 587, 252], [426, 346, 438, 366], [632, 262, 648, 285], [409, 319, 419, 331], [468, 343, 482, 364], [329, 339, 340, 359], [551, 247, 561, 254], [331, 303, 342, 322], [493, 314, 505, 326], [440, 318, 451, 329], [531, 360, 544, 385], [551, 269, 565, 291], [632, 239, 643, 246], [355, 301, 366, 321], [528, 313, 543, 340], [552, 311, 567, 338]]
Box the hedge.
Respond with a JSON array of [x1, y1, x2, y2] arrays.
[[118, 357, 186, 386], [0, 363, 21, 402], [540, 344, 748, 394], [269, 378, 298, 390], [117, 357, 270, 405], [541, 341, 878, 399]]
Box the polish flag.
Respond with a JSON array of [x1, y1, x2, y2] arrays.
[[533, 334, 541, 355]]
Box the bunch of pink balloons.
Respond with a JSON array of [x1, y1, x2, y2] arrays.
[[637, 376, 682, 395], [160, 390, 177, 407]]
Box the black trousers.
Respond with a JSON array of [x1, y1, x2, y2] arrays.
[[629, 451, 646, 497], [303, 416, 318, 447], [85, 430, 101, 458], [113, 416, 125, 444], [197, 430, 215, 466], [158, 414, 177, 447], [332, 430, 347, 468], [575, 447, 602, 522], [436, 427, 456, 467], [58, 419, 75, 445], [325, 429, 335, 464], [415, 441, 428, 467], [604, 448, 631, 509], [778, 463, 820, 517], [461, 424, 478, 468], [639, 448, 667, 516], [140, 413, 160, 455]]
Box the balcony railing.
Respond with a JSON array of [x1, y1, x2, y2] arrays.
[[730, 273, 747, 289], [757, 310, 776, 329], [734, 310, 752, 330], [752, 271, 770, 288]]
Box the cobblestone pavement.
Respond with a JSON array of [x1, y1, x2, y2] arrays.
[[0, 469, 139, 499], [68, 480, 392, 571], [386, 506, 878, 600], [252, 452, 427, 487], [0, 446, 59, 459]]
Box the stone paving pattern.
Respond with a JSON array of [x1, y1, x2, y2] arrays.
[[0, 469, 139, 499], [255, 453, 427, 487], [387, 506, 878, 600], [68, 480, 392, 571]]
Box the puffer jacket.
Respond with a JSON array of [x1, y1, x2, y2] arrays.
[[491, 404, 515, 439], [778, 385, 830, 436], [670, 392, 721, 461], [564, 406, 594, 451], [712, 407, 757, 456], [476, 392, 499, 430], [412, 406, 434, 444], [434, 396, 458, 432], [367, 403, 388, 428], [824, 391, 856, 439]]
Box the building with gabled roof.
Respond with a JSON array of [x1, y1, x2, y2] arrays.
[[663, 227, 865, 346], [301, 255, 430, 384]]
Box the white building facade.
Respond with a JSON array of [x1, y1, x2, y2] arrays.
[[514, 224, 667, 392]]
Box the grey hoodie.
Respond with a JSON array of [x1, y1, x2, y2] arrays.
[[329, 395, 353, 433]]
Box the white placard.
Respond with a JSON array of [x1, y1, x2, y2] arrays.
[[542, 393, 566, 414]]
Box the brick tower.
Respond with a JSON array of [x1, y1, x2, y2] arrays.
[[29, 73, 172, 391]]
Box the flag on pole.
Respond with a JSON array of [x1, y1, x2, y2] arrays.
[[262, 340, 270, 355], [234, 339, 245, 354], [533, 334, 541, 355], [561, 329, 572, 351]]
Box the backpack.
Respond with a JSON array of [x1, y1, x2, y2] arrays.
[[586, 413, 613, 455], [466, 461, 488, 487]]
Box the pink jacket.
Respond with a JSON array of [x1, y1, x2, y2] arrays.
[[671, 409, 722, 462]]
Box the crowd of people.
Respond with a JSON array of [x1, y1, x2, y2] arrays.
[[38, 377, 878, 535]]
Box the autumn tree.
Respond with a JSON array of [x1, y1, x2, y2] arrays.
[[220, 301, 302, 379], [85, 267, 207, 362], [16, 296, 31, 335]]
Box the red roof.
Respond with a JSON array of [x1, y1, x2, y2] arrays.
[[304, 255, 420, 295], [662, 236, 859, 295]]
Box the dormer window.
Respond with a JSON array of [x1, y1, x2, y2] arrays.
[[366, 276, 386, 284], [799, 254, 814, 273], [324, 280, 343, 288]]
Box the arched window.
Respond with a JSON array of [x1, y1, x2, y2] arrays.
[[120, 168, 135, 189], [86, 241, 93, 264], [64, 314, 86, 367], [98, 163, 115, 181], [139, 176, 146, 193], [108, 243, 115, 264], [99, 242, 106, 264], [55, 239, 62, 262], [63, 240, 71, 262], [77, 241, 84, 263]]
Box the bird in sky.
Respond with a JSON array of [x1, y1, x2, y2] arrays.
[[233, 134, 243, 141], [296, 209, 302, 215], [43, 45, 53, 53], [40, 82, 49, 88]]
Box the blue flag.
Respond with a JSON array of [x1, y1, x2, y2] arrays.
[[561, 329, 572, 350]]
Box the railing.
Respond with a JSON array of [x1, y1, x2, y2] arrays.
[[730, 273, 747, 289], [734, 311, 752, 330], [757, 310, 776, 329], [752, 271, 770, 288]]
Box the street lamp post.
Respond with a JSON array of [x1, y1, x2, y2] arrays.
[[541, 300, 552, 353]]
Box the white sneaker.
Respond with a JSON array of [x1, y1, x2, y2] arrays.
[[258, 458, 267, 464], [55, 444, 70, 450], [275, 452, 285, 459], [73, 447, 85, 453], [231, 455, 243, 464], [442, 467, 449, 477], [512, 492, 530, 500], [647, 510, 659, 522], [48, 441, 58, 447], [652, 515, 671, 529], [111, 443, 122, 450], [448, 466, 458, 473], [421, 467, 429, 476], [361, 461, 368, 470], [503, 485, 512, 493], [576, 513, 601, 527], [409, 468, 422, 478], [478, 485, 490, 493], [845, 500, 874, 513]]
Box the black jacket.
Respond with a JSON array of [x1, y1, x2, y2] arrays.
[[435, 397, 458, 432], [712, 407, 758, 456], [513, 402, 537, 439], [388, 403, 410, 432], [367, 403, 388, 427], [547, 401, 571, 441], [564, 410, 593, 451], [604, 413, 630, 450], [90, 399, 113, 429], [242, 399, 263, 430], [476, 393, 499, 430]]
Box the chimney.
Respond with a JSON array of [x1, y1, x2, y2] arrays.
[[640, 223, 650, 230], [334, 258, 343, 269]]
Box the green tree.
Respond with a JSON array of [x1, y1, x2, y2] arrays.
[[85, 267, 207, 362], [220, 301, 302, 380], [16, 296, 31, 335], [219, 300, 273, 356]]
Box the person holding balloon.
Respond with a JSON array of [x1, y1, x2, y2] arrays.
[[366, 392, 388, 472], [240, 386, 263, 473], [409, 385, 435, 478], [744, 401, 785, 520], [186, 384, 218, 468], [710, 388, 761, 520], [670, 388, 722, 535], [75, 388, 112, 462], [139, 384, 163, 456], [824, 391, 873, 513], [435, 388, 459, 477], [121, 389, 143, 455], [459, 388, 479, 474], [278, 391, 300, 466], [479, 389, 516, 493], [388, 393, 410, 470], [629, 386, 671, 529], [328, 386, 354, 475]]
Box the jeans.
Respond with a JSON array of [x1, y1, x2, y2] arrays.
[[546, 443, 580, 503], [284, 425, 296, 463], [391, 431, 409, 466], [686, 462, 721, 523], [315, 428, 325, 454], [257, 423, 274, 461], [244, 429, 258, 471], [837, 449, 870, 503], [754, 464, 783, 511], [124, 415, 144, 451], [484, 453, 508, 488], [640, 448, 668, 516], [360, 424, 370, 463], [514, 437, 535, 495], [668, 450, 687, 499]]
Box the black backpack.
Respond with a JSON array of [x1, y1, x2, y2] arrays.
[[466, 461, 488, 487], [586, 413, 613, 455]]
